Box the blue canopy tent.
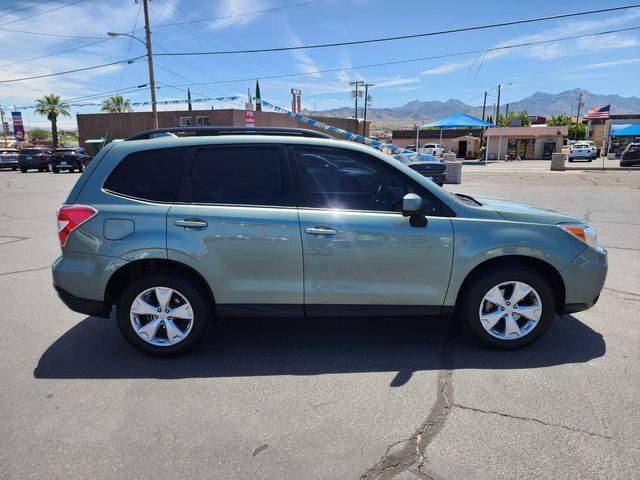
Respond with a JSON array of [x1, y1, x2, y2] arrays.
[[420, 114, 497, 162], [610, 124, 640, 137]]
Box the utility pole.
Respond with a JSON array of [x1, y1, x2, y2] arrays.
[[481, 91, 487, 122], [495, 84, 502, 126], [362, 83, 374, 137], [574, 92, 584, 140], [142, 0, 158, 129], [349, 80, 364, 133]]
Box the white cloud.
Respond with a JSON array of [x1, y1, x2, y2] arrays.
[[420, 60, 473, 76]]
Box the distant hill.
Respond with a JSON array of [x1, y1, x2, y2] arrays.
[[306, 89, 640, 127]]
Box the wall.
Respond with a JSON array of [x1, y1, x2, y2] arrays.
[[77, 109, 369, 147]]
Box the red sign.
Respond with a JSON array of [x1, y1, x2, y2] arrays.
[[245, 110, 255, 127], [11, 112, 25, 141]]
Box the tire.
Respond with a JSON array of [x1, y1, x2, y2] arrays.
[[459, 265, 555, 349], [78, 164, 84, 173], [69, 168, 75, 173], [20, 167, 27, 173], [588, 159, 592, 162], [52, 167, 60, 174], [116, 272, 211, 357]]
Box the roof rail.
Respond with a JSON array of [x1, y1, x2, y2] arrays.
[[125, 126, 333, 141]]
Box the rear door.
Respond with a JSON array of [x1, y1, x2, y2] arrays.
[[167, 144, 304, 317], [292, 145, 454, 315]]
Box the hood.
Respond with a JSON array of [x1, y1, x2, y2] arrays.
[[473, 196, 584, 225]]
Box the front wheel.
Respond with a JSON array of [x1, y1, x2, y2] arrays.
[[459, 266, 555, 349], [116, 272, 211, 356]]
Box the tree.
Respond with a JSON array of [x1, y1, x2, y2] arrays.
[[34, 94, 70, 148], [547, 114, 586, 140], [497, 110, 531, 127], [100, 95, 133, 113], [29, 128, 50, 141]]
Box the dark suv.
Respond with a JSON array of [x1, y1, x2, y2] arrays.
[[51, 147, 92, 173], [52, 127, 607, 356], [18, 147, 53, 172]]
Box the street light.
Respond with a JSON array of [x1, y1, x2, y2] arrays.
[[107, 2, 158, 128]]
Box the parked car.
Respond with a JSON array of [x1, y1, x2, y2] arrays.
[[419, 143, 444, 156], [52, 127, 607, 356], [568, 143, 596, 162], [393, 152, 446, 186], [51, 147, 92, 173], [0, 148, 19, 170], [18, 147, 53, 172], [583, 140, 601, 158], [620, 143, 640, 166]]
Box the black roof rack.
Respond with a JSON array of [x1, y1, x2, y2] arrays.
[[125, 126, 333, 141]]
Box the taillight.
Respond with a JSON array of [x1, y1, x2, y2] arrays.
[[39, 153, 45, 159], [57, 205, 98, 247]]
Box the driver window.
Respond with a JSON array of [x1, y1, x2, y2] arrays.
[[295, 146, 440, 214]]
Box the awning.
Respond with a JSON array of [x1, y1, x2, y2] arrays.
[[422, 113, 497, 128], [610, 124, 640, 136]]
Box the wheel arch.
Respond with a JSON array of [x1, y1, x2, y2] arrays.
[[105, 258, 217, 315], [454, 255, 565, 314]]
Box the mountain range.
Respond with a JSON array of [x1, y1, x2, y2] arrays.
[[305, 89, 640, 127]]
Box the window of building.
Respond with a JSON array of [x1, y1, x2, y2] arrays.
[[189, 146, 293, 206], [179, 117, 193, 127], [196, 116, 210, 126], [294, 146, 442, 215], [103, 148, 187, 202]]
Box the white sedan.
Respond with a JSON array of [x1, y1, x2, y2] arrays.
[[569, 143, 596, 162]]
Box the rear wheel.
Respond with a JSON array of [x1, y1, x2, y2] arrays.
[[459, 265, 555, 349], [116, 272, 211, 357], [52, 167, 60, 174], [20, 167, 27, 173]]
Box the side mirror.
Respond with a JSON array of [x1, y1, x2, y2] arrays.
[[402, 193, 428, 228]]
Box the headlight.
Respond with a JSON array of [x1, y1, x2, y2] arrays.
[[558, 223, 598, 248]]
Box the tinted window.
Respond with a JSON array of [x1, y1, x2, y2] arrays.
[[295, 146, 442, 215], [104, 148, 186, 202], [189, 146, 292, 206]]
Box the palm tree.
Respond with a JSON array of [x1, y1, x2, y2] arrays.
[[34, 94, 70, 148], [101, 95, 133, 113]]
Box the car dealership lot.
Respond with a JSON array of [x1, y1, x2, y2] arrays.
[[1, 166, 638, 480]]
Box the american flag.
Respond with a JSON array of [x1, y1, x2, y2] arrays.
[[583, 104, 610, 120]]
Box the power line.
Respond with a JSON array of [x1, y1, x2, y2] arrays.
[[0, 56, 145, 84], [0, 39, 111, 68], [116, 1, 143, 93], [154, 4, 640, 56], [0, 27, 109, 39], [0, 1, 49, 20], [0, 0, 87, 27], [158, 27, 640, 87], [146, 0, 324, 28]]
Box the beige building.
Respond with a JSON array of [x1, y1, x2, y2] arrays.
[[484, 126, 568, 160]]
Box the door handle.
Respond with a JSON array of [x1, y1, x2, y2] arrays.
[[175, 218, 208, 229], [305, 226, 337, 236]]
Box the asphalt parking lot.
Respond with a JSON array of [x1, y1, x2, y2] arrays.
[[1, 163, 638, 480]]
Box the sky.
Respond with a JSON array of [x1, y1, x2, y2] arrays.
[[0, 0, 638, 129]]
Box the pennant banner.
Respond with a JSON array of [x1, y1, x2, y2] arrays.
[[9, 96, 240, 111], [258, 99, 412, 155]]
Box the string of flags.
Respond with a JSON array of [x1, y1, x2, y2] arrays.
[[258, 99, 412, 155], [7, 96, 240, 111]]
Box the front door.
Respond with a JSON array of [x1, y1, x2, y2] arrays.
[[458, 141, 467, 158], [167, 144, 304, 317], [292, 146, 454, 315]]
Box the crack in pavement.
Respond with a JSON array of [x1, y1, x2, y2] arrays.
[[450, 404, 611, 440], [0, 235, 28, 246], [361, 329, 455, 480], [604, 287, 640, 298], [0, 266, 50, 276]]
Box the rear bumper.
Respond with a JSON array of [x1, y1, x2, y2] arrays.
[[54, 285, 109, 318], [560, 246, 608, 314]]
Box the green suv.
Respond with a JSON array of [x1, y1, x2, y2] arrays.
[[52, 127, 607, 356]]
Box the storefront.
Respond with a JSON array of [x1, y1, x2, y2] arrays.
[[485, 126, 568, 160]]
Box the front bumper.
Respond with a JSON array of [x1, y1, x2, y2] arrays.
[[560, 246, 608, 314]]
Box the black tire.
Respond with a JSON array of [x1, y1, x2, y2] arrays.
[[568, 158, 573, 162], [69, 168, 75, 173], [20, 167, 27, 173], [459, 265, 555, 349], [116, 271, 211, 357], [78, 164, 84, 172], [588, 159, 592, 162], [52, 167, 60, 174]]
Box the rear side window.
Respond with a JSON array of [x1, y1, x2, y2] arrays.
[[104, 148, 186, 202], [189, 145, 292, 206]]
